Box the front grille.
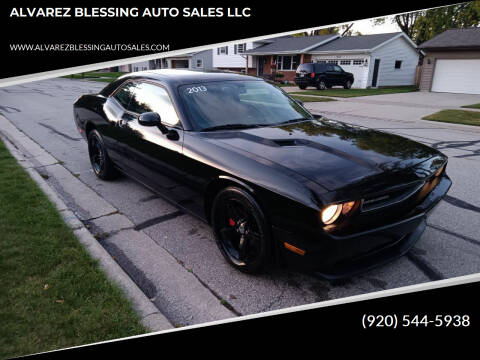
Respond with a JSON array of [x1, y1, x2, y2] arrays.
[[361, 181, 425, 212]]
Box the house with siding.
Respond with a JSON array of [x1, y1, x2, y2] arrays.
[[245, 32, 419, 88], [116, 32, 419, 89]]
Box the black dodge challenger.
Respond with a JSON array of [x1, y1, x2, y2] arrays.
[[73, 70, 451, 278]]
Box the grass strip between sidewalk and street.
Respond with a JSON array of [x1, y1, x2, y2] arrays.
[[291, 86, 417, 98], [290, 95, 337, 102], [0, 139, 146, 359], [422, 109, 480, 127]]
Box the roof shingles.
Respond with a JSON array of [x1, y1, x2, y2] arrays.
[[309, 32, 401, 52], [245, 34, 337, 54], [245, 32, 405, 54], [419, 28, 480, 49]]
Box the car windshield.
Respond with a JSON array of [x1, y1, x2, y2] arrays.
[[179, 80, 313, 131]]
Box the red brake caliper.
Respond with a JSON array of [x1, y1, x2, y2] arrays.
[[229, 218, 236, 227]]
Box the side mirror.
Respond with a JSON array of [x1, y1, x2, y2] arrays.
[[138, 112, 161, 127], [138, 112, 169, 134]]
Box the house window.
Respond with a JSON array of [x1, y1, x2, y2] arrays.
[[353, 59, 363, 65], [235, 43, 246, 54], [196, 59, 203, 68], [276, 55, 300, 70], [340, 60, 351, 65], [327, 60, 338, 64], [395, 60, 402, 69], [217, 46, 228, 55]]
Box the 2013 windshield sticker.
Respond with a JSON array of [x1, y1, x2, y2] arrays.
[[186, 86, 207, 93]]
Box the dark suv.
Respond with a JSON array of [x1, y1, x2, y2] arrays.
[[295, 62, 354, 90]]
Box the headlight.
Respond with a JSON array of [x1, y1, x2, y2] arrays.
[[321, 204, 342, 224], [321, 201, 357, 224]]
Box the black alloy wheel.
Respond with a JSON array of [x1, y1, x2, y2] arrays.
[[344, 80, 352, 89], [211, 187, 271, 273], [87, 129, 118, 180], [317, 79, 326, 90]]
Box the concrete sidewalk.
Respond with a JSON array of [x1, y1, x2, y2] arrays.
[[0, 114, 236, 330]]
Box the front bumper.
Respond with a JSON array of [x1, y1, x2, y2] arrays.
[[274, 175, 451, 279]]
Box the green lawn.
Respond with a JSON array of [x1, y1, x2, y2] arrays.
[[461, 103, 480, 109], [422, 109, 480, 126], [0, 139, 145, 358], [291, 86, 417, 98], [290, 95, 336, 102], [62, 71, 126, 82]]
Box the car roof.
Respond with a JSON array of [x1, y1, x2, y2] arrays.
[[118, 69, 262, 86]]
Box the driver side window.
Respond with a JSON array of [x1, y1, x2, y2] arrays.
[[113, 81, 180, 127], [128, 82, 180, 127]]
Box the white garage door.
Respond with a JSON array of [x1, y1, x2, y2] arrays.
[[431, 59, 480, 94]]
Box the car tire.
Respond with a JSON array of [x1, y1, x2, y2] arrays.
[[344, 80, 352, 89], [316, 79, 326, 90], [298, 84, 307, 90], [87, 129, 118, 180], [211, 186, 271, 274]]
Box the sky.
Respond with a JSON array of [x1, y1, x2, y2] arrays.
[[350, 15, 401, 35]]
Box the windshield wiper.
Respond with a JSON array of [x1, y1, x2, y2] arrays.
[[201, 123, 262, 132], [273, 118, 311, 126]]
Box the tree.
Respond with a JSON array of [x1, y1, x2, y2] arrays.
[[294, 23, 358, 37], [372, 1, 480, 44]]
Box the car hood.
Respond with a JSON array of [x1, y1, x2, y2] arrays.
[[204, 119, 442, 191]]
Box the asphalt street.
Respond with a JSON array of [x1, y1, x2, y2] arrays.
[[1, 78, 479, 325]]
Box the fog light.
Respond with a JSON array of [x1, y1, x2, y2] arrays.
[[321, 204, 342, 224]]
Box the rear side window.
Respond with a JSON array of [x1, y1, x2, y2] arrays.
[[314, 63, 327, 72], [113, 82, 135, 109], [296, 63, 313, 73]]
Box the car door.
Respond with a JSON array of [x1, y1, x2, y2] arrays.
[[332, 65, 346, 85], [120, 81, 188, 192], [325, 64, 337, 86]]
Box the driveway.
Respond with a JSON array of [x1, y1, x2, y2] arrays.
[[306, 91, 480, 121], [1, 79, 479, 327]]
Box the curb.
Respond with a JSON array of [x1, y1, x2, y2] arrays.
[[0, 114, 173, 332]]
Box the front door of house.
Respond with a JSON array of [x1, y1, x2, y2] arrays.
[[372, 59, 381, 87], [258, 56, 265, 76]]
